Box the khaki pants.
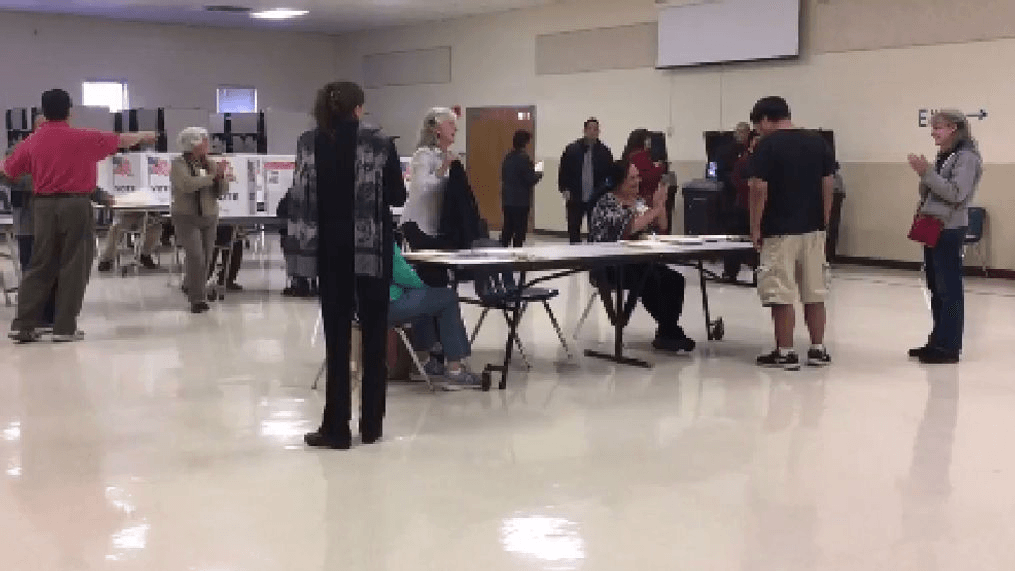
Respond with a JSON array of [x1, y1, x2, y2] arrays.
[[173, 213, 217, 304], [11, 194, 95, 335], [757, 230, 828, 306]]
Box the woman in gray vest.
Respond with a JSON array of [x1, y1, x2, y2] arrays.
[[907, 109, 982, 364], [169, 127, 229, 314], [297, 81, 406, 450]]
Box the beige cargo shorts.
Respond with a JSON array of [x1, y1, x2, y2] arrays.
[[757, 230, 828, 306]]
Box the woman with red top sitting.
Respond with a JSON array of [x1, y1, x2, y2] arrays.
[[621, 129, 667, 205]]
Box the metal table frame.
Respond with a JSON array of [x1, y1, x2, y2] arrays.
[[0, 215, 17, 306], [108, 205, 171, 276], [405, 240, 754, 390]]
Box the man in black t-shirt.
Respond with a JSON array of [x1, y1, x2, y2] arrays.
[[748, 96, 835, 371]]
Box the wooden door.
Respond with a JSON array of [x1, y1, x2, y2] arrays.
[[465, 106, 536, 231]]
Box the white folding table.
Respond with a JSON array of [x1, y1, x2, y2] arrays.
[[404, 238, 756, 390]]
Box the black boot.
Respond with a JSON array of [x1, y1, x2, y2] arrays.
[[304, 424, 352, 450], [918, 347, 960, 365], [359, 419, 383, 445]]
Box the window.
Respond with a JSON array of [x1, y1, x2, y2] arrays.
[[82, 81, 128, 112], [217, 87, 258, 113]]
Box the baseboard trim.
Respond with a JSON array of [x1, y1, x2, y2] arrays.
[[832, 255, 1013, 279], [533, 229, 570, 239], [531, 231, 1014, 280], [833, 256, 921, 272]]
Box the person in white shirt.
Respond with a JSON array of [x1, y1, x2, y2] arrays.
[[400, 107, 458, 246]]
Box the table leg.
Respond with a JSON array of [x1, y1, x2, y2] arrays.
[[584, 264, 652, 368], [698, 259, 724, 341]]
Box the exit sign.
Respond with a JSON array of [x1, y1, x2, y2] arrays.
[[919, 108, 987, 127]]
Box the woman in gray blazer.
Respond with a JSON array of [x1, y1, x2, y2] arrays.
[[170, 127, 229, 314], [907, 109, 982, 364]]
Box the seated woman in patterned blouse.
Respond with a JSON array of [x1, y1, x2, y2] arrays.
[[588, 159, 695, 353]]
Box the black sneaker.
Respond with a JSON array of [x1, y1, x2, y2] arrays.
[[918, 347, 960, 365], [97, 260, 113, 272], [806, 347, 832, 367], [652, 335, 696, 353], [756, 350, 801, 371]]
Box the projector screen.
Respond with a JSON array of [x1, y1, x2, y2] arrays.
[[657, 0, 800, 68]]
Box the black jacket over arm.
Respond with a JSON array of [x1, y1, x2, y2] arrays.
[[440, 160, 486, 250]]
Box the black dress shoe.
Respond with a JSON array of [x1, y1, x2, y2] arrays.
[[908, 345, 930, 358], [652, 334, 696, 353], [225, 282, 243, 291], [359, 421, 383, 445], [139, 254, 159, 270], [304, 428, 352, 450], [97, 260, 113, 272], [190, 302, 210, 314], [918, 347, 960, 365]]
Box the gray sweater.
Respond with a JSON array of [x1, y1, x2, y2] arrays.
[[918, 141, 982, 229]]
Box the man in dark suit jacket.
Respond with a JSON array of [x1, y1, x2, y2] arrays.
[[558, 117, 614, 243]]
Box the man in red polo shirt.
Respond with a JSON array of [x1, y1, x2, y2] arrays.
[[1, 88, 157, 343]]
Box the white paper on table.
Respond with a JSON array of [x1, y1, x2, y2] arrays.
[[114, 188, 160, 207], [654, 235, 705, 245]]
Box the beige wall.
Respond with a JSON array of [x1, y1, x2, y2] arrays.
[[1, 3, 1010, 267], [333, 0, 1015, 270], [0, 12, 339, 141]]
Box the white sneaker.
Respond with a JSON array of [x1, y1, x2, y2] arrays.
[[8, 330, 41, 343], [444, 367, 483, 389], [52, 331, 85, 343]]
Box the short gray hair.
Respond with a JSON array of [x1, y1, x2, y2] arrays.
[[177, 127, 209, 152], [417, 107, 457, 149], [931, 109, 975, 150]]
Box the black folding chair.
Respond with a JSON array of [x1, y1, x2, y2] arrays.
[[466, 268, 574, 366], [964, 206, 988, 276]]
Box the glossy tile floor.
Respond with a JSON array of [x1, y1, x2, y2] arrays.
[[2, 240, 1015, 570]]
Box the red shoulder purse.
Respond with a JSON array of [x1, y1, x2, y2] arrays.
[[907, 214, 943, 248]]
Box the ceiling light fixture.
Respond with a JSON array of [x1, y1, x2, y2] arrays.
[[250, 8, 309, 20], [204, 5, 252, 13]]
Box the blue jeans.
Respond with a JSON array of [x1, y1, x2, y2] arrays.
[[924, 228, 965, 354], [16, 236, 56, 326], [388, 288, 470, 361]]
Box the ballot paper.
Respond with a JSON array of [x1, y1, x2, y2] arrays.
[[114, 188, 162, 207], [651, 235, 705, 245], [534, 161, 545, 173]]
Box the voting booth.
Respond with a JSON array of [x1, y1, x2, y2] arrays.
[[259, 156, 295, 216]]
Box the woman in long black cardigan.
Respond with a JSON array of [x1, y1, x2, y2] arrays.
[[302, 82, 406, 450]]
